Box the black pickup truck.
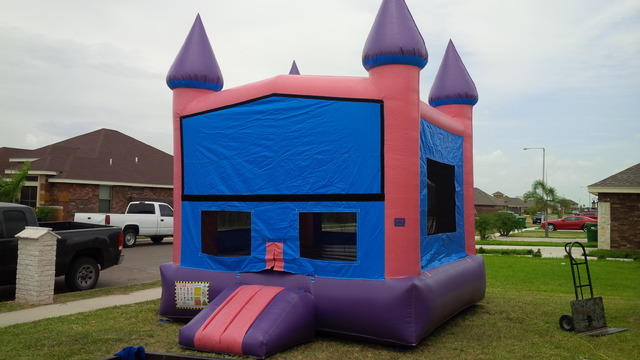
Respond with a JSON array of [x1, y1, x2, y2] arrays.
[[0, 202, 124, 291]]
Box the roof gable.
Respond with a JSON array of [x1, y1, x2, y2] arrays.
[[1, 129, 172, 186]]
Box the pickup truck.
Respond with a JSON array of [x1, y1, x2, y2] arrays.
[[74, 201, 173, 248], [0, 202, 123, 291]]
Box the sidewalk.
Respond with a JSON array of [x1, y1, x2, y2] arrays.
[[476, 245, 568, 258], [0, 287, 161, 328]]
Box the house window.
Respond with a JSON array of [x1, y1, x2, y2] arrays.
[[299, 212, 357, 261], [201, 211, 251, 257], [98, 186, 111, 213], [426, 159, 456, 234], [19, 186, 37, 208]]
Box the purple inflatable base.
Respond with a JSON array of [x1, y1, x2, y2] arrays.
[[159, 255, 485, 346]]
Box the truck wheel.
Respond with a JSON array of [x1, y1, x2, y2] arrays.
[[65, 257, 100, 291], [124, 229, 137, 247], [150, 236, 164, 244]]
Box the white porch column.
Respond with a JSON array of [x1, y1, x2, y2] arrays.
[[597, 202, 611, 250]]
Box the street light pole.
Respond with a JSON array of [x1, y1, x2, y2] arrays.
[[524, 147, 548, 229], [523, 147, 546, 184]]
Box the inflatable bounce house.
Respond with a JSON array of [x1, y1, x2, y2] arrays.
[[159, 0, 486, 357]]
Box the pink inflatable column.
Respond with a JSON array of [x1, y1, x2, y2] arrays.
[[166, 15, 224, 265], [428, 40, 479, 256], [363, 0, 428, 278]]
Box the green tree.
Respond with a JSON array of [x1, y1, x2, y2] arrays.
[[523, 180, 559, 238], [0, 162, 30, 202], [557, 197, 575, 217]]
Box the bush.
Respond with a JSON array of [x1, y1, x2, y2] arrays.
[[475, 215, 495, 241], [533, 249, 542, 257], [35, 206, 56, 221], [588, 249, 640, 261], [493, 212, 522, 237], [478, 247, 534, 256]]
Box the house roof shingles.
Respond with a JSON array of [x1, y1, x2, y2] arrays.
[[589, 163, 640, 190], [474, 188, 501, 206], [1, 129, 172, 186]]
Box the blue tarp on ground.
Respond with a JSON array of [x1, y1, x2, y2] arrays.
[[419, 119, 466, 270]]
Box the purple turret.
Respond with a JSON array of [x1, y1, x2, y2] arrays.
[[428, 40, 478, 106], [289, 60, 300, 75], [362, 0, 428, 71], [166, 14, 223, 91]]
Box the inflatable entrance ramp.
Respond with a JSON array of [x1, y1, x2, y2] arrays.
[[179, 285, 315, 358]]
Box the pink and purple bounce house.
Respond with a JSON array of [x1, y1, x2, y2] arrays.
[[159, 0, 486, 357]]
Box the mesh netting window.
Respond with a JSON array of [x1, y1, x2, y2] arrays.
[[201, 211, 251, 257], [427, 159, 456, 235], [299, 212, 357, 261]]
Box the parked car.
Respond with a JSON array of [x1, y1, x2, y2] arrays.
[[0, 202, 124, 291], [74, 201, 173, 248], [532, 212, 544, 225], [541, 216, 597, 231], [579, 211, 598, 220]]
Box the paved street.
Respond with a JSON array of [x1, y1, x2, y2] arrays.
[[87, 237, 173, 290]]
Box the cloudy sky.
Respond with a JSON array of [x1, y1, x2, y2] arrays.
[[1, 0, 638, 205]]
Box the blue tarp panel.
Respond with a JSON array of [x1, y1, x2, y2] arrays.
[[420, 120, 466, 270], [181, 96, 382, 196], [181, 201, 384, 280]]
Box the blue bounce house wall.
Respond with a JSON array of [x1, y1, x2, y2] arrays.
[[420, 119, 466, 270], [180, 95, 385, 279]]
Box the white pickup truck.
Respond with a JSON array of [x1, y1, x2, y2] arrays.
[[74, 201, 173, 247]]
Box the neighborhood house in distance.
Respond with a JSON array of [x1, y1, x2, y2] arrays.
[[0, 129, 173, 220]]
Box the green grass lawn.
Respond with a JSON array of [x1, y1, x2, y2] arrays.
[[0, 280, 161, 314], [509, 229, 587, 239], [0, 257, 638, 360]]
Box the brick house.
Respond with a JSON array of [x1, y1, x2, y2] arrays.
[[492, 191, 528, 214], [588, 163, 640, 250], [474, 188, 502, 215], [1, 129, 172, 220]]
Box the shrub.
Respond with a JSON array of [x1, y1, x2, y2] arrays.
[[475, 215, 496, 241], [587, 249, 640, 261], [35, 206, 56, 221], [493, 212, 522, 237], [533, 249, 542, 257], [478, 247, 534, 256]]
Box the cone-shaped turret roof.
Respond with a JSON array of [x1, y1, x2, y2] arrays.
[[362, 0, 428, 71], [428, 40, 478, 106], [166, 14, 223, 91], [289, 60, 300, 75]]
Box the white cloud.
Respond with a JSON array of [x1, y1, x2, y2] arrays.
[[0, 0, 638, 206]]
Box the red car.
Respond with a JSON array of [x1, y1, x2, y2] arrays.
[[541, 216, 597, 231]]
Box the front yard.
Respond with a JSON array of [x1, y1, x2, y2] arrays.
[[0, 256, 638, 360]]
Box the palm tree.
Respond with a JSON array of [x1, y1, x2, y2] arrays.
[[0, 162, 30, 202], [523, 180, 559, 238]]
